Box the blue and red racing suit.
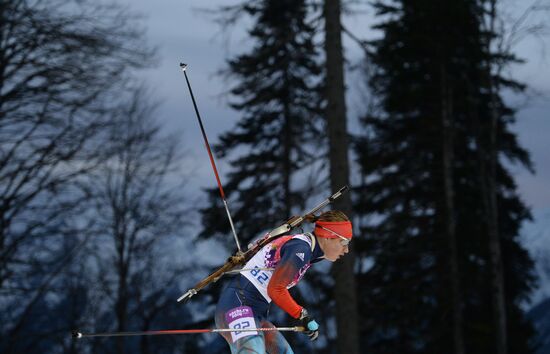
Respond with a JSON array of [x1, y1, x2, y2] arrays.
[[215, 233, 324, 353]]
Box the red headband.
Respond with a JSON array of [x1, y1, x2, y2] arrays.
[[314, 220, 353, 239]]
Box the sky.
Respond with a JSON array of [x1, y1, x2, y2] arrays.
[[116, 0, 550, 251]]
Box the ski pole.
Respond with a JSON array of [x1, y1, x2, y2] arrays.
[[179, 62, 242, 254], [72, 326, 304, 339]]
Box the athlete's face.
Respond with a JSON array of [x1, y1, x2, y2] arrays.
[[320, 238, 349, 262]]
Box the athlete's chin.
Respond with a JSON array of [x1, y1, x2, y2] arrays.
[[334, 254, 346, 261]]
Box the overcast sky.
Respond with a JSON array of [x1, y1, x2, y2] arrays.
[[116, 0, 549, 228]]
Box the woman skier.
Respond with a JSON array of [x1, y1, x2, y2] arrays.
[[215, 210, 353, 353]]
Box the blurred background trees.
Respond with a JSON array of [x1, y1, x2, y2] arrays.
[[353, 1, 536, 353], [1, 1, 192, 353], [199, 0, 326, 245]]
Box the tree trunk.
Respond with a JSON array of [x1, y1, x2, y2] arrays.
[[441, 64, 464, 354], [116, 232, 128, 354], [484, 2, 507, 352], [488, 90, 506, 354], [116, 273, 128, 353], [323, 0, 359, 353], [487, 51, 507, 354]]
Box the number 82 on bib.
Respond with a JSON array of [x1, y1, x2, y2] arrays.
[[225, 306, 258, 342]]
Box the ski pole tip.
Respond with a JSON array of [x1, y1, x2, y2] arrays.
[[179, 63, 188, 71], [71, 330, 83, 339]]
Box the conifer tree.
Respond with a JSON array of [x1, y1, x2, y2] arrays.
[[197, 2, 327, 351], [200, 0, 325, 246], [354, 1, 536, 353]]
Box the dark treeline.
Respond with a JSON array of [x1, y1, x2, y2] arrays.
[[0, 0, 543, 353], [354, 1, 536, 353]]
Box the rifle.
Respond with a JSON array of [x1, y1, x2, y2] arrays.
[[176, 185, 348, 302]]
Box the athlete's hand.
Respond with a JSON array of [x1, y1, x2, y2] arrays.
[[299, 308, 319, 341]]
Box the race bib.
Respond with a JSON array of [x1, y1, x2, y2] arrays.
[[225, 306, 258, 342]]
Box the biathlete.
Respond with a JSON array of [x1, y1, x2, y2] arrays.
[[215, 210, 353, 353]]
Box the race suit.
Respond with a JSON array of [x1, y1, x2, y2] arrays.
[[214, 233, 324, 354]]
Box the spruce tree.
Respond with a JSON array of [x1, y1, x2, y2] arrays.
[[200, 0, 325, 247], [354, 1, 536, 353], [197, 1, 327, 351]]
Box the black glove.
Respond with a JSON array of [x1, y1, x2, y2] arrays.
[[299, 308, 319, 341]]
